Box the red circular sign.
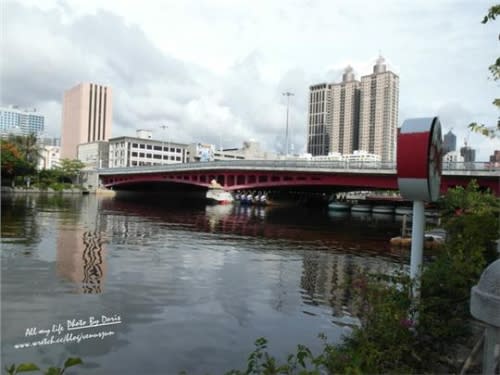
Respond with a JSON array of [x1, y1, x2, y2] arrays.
[[397, 117, 442, 201]]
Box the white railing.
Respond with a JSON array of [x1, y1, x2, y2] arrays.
[[97, 160, 499, 175]]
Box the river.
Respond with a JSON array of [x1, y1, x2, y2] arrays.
[[1, 193, 409, 374]]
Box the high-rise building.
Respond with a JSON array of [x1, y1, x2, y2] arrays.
[[307, 83, 330, 156], [329, 66, 360, 155], [306, 56, 399, 161], [61, 83, 113, 159], [358, 56, 399, 162], [489, 150, 500, 163], [460, 144, 476, 163], [0, 106, 44, 136], [443, 130, 457, 153]]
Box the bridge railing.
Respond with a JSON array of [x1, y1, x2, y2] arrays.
[[97, 160, 499, 175], [98, 160, 396, 174]]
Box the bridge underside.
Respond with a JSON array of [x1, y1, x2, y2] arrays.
[[100, 169, 499, 196], [101, 170, 398, 192]]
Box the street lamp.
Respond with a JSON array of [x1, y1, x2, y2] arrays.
[[282, 91, 294, 157], [160, 124, 168, 164]]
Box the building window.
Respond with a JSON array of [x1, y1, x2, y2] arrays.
[[132, 152, 137, 157], [139, 153, 145, 157], [147, 145, 152, 150], [146, 153, 152, 158], [132, 143, 138, 148], [140, 144, 145, 149], [154, 146, 161, 151]]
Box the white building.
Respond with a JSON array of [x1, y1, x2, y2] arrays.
[[299, 152, 343, 162], [343, 150, 381, 163], [443, 150, 465, 169], [77, 132, 278, 168], [214, 140, 277, 161], [0, 105, 45, 136], [77, 141, 110, 169], [108, 130, 189, 168], [287, 150, 379, 165], [38, 146, 61, 170]]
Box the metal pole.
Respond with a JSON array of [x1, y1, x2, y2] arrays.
[[160, 125, 167, 164], [482, 327, 499, 375], [285, 95, 289, 156], [410, 200, 425, 296], [282, 92, 294, 157]]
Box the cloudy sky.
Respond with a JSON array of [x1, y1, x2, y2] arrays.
[[1, 0, 499, 159]]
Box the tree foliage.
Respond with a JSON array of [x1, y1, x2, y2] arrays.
[[5, 357, 82, 375], [469, 4, 500, 138], [55, 158, 86, 184], [0, 140, 34, 178], [7, 133, 43, 165]]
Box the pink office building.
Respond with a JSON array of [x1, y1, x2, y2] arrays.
[[61, 83, 113, 159]]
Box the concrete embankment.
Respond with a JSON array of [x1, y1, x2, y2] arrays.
[[1, 187, 116, 196]]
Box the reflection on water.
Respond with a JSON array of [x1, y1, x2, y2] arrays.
[[82, 231, 105, 294], [1, 194, 407, 374], [57, 228, 106, 294], [56, 196, 107, 294]]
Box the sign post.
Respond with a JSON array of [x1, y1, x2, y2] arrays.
[[397, 117, 442, 296]]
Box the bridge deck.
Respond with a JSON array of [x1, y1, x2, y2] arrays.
[[96, 160, 499, 195]]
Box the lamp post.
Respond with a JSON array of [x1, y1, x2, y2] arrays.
[[282, 92, 294, 157], [160, 124, 168, 164]]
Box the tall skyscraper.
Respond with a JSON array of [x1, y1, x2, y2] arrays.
[[460, 143, 476, 163], [0, 106, 44, 136], [307, 83, 330, 156], [358, 56, 399, 162], [443, 130, 457, 153], [61, 83, 113, 159], [306, 56, 399, 161], [329, 66, 360, 155]]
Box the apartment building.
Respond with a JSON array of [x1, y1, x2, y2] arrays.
[[329, 66, 360, 155], [0, 106, 44, 136], [358, 56, 399, 162], [307, 56, 399, 162]]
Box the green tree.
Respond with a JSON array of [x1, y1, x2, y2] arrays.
[[0, 140, 34, 182], [8, 133, 43, 167], [469, 4, 500, 138], [56, 158, 86, 184]]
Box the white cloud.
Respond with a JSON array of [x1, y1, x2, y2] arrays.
[[1, 0, 498, 159]]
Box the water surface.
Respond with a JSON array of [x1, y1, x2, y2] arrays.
[[1, 194, 407, 374]]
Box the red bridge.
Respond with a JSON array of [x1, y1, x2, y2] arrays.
[[98, 160, 500, 196]]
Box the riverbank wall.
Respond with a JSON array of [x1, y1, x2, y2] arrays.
[[1, 187, 116, 196]]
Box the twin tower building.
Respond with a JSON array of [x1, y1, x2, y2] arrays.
[[307, 56, 399, 162]]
